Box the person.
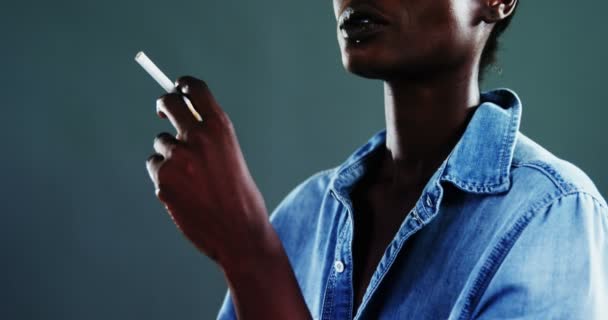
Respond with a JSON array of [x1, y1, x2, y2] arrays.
[[145, 0, 608, 319]]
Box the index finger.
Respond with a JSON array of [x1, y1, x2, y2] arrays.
[[156, 93, 200, 135]]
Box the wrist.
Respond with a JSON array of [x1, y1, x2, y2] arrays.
[[216, 225, 312, 320], [219, 224, 286, 279]]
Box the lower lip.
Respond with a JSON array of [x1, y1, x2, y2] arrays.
[[340, 23, 387, 43]]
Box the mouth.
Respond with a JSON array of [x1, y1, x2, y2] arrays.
[[338, 5, 390, 42]]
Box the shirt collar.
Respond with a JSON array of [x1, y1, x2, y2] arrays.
[[328, 88, 522, 196]]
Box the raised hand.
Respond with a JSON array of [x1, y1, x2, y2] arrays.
[[145, 76, 273, 268], [144, 76, 311, 319]]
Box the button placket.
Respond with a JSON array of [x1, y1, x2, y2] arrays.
[[334, 216, 351, 275], [411, 207, 424, 225], [328, 209, 355, 319], [321, 208, 350, 320]]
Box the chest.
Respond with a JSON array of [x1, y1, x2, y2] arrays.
[[350, 183, 421, 314], [289, 176, 532, 319]]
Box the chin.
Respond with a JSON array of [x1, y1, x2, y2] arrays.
[[338, 35, 412, 80], [343, 60, 384, 79], [341, 50, 402, 80], [341, 44, 463, 82], [337, 31, 465, 82]]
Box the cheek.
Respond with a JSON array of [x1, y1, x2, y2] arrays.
[[449, 1, 479, 46], [392, 3, 474, 67]]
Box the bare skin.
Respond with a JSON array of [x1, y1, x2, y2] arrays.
[[145, 0, 517, 318]]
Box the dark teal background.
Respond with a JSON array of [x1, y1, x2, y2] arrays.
[[1, 1, 606, 319]]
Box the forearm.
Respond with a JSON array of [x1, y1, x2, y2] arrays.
[[221, 232, 312, 320]]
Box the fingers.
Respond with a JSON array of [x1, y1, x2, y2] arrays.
[[147, 133, 192, 201], [145, 151, 179, 203], [156, 93, 199, 135], [153, 132, 180, 157], [175, 76, 223, 122], [145, 153, 164, 187]]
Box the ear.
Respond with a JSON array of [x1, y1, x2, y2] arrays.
[[481, 0, 518, 24]]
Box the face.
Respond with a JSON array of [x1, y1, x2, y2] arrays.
[[333, 0, 488, 80]]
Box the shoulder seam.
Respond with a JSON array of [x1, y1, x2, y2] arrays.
[[298, 167, 337, 186], [459, 189, 601, 319], [512, 161, 578, 194], [576, 190, 608, 210], [316, 167, 337, 178]]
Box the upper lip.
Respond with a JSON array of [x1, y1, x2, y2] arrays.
[[338, 4, 390, 29]]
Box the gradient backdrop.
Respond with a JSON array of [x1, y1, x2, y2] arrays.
[[1, 0, 606, 319]]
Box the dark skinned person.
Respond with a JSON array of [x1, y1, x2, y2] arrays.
[[145, 0, 608, 318]]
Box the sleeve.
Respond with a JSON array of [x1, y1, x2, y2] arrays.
[[473, 192, 608, 319], [216, 290, 237, 320]]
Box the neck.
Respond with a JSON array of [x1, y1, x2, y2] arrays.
[[380, 64, 481, 189]]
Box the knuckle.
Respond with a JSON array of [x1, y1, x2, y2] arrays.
[[154, 133, 175, 151], [155, 140, 189, 162], [176, 75, 208, 94], [156, 93, 181, 107], [146, 153, 163, 165], [154, 131, 173, 143], [146, 154, 156, 163], [156, 94, 169, 105], [155, 185, 170, 202]]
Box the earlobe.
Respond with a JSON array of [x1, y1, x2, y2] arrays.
[[482, 0, 517, 23], [486, 5, 504, 23]]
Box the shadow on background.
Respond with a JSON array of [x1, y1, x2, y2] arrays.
[[1, 1, 606, 319]]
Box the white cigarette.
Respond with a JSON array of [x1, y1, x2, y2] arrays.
[[135, 51, 203, 122]]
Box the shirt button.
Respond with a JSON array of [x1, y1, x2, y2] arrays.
[[411, 208, 423, 225], [425, 195, 433, 208], [334, 260, 345, 273]]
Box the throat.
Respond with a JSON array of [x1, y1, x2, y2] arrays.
[[382, 73, 481, 169]]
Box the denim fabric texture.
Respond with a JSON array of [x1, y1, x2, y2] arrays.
[[217, 88, 608, 319]]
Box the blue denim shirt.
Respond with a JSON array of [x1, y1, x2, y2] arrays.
[[218, 88, 608, 319]]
